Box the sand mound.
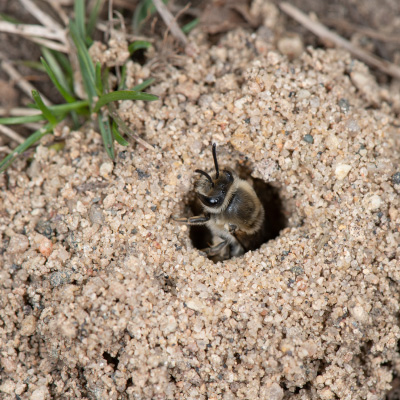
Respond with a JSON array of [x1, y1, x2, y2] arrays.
[[1, 9, 400, 400]]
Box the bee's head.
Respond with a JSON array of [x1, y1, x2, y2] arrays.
[[194, 144, 235, 210]]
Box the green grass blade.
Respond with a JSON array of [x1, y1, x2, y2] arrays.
[[53, 51, 73, 79], [69, 20, 96, 104], [94, 90, 158, 112], [32, 90, 57, 125], [0, 114, 45, 125], [41, 57, 76, 103], [74, 0, 86, 41], [128, 40, 152, 54], [41, 47, 74, 96], [132, 78, 155, 92], [48, 100, 89, 114], [112, 122, 129, 146], [14, 100, 88, 124], [182, 18, 199, 33], [132, 0, 153, 32], [95, 62, 103, 95], [0, 13, 20, 23], [87, 0, 102, 37], [98, 114, 115, 160], [27, 100, 89, 115], [14, 60, 45, 72], [0, 124, 52, 172], [119, 65, 127, 90]]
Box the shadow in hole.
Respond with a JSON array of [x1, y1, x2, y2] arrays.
[[189, 178, 287, 259]]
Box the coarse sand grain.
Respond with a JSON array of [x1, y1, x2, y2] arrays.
[[1, 3, 400, 399]]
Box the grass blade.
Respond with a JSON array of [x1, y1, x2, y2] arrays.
[[14, 60, 45, 71], [132, 0, 153, 33], [0, 115, 45, 124], [94, 90, 158, 112], [53, 51, 73, 79], [95, 61, 103, 95], [0, 124, 52, 172], [112, 122, 129, 146], [119, 65, 127, 90], [69, 20, 96, 104], [87, 0, 103, 37], [74, 0, 86, 41], [41, 47, 74, 96], [128, 40, 152, 54], [98, 113, 114, 160], [41, 57, 76, 103], [132, 78, 155, 92], [182, 18, 199, 33], [32, 90, 57, 125]]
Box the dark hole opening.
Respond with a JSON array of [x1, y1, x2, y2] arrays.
[[103, 351, 119, 371], [189, 172, 287, 261]]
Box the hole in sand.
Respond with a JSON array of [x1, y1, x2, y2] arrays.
[[188, 166, 287, 261]]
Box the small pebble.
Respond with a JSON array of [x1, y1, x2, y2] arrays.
[[303, 134, 314, 144], [100, 162, 114, 178], [31, 386, 50, 400], [338, 98, 350, 112], [50, 270, 71, 287], [392, 172, 400, 185], [89, 205, 105, 224], [39, 237, 53, 257], [277, 35, 304, 59], [8, 234, 29, 253], [20, 315, 37, 336], [335, 164, 352, 180], [364, 194, 382, 211], [259, 382, 284, 400]]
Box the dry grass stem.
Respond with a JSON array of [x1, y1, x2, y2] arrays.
[[322, 18, 400, 45], [0, 107, 41, 116], [280, 2, 400, 80], [0, 56, 53, 106], [0, 21, 66, 43], [152, 0, 188, 46], [29, 36, 69, 53], [0, 146, 12, 153], [19, 0, 63, 30], [0, 124, 24, 144], [44, 0, 70, 26]]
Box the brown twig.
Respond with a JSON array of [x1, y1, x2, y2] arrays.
[[0, 146, 12, 154], [0, 56, 53, 106], [44, 0, 70, 26], [19, 0, 63, 30], [108, 103, 156, 153], [0, 107, 41, 117], [0, 125, 24, 144], [152, 0, 188, 46], [279, 2, 400, 80], [322, 18, 400, 45]]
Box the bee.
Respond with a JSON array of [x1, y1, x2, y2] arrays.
[[173, 144, 266, 260]]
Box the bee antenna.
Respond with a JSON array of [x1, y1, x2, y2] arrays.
[[195, 169, 214, 187], [212, 143, 219, 179]]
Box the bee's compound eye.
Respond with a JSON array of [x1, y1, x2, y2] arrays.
[[197, 193, 223, 208], [225, 170, 234, 182]]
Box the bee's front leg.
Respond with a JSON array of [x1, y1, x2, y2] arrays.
[[171, 214, 210, 225], [228, 224, 238, 234], [201, 240, 228, 256]]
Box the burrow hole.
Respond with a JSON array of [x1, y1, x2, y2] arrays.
[[187, 165, 288, 261]]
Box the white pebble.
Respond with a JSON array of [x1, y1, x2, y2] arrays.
[[186, 298, 205, 312], [100, 161, 114, 178], [364, 194, 382, 211], [335, 164, 351, 180]]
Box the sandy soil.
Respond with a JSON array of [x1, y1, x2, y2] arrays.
[[1, 1, 400, 399]]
